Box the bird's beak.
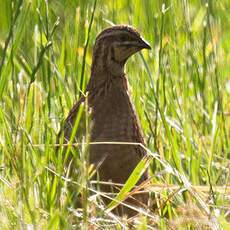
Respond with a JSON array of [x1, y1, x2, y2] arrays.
[[138, 37, 151, 50]]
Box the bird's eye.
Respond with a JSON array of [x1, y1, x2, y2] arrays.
[[120, 35, 128, 41]]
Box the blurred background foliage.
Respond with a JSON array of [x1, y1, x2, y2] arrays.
[[0, 0, 229, 228]]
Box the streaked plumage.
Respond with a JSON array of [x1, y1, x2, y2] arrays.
[[58, 25, 151, 216]]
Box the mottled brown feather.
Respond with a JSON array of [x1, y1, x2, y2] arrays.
[[58, 25, 150, 217]]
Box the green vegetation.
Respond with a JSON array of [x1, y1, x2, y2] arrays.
[[0, 0, 229, 229]]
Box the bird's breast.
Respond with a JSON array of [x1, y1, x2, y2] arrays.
[[88, 79, 146, 183], [90, 83, 138, 142]]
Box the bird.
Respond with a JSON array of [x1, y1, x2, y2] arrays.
[[58, 25, 151, 217]]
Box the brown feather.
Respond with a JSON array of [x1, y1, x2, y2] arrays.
[[57, 25, 151, 217]]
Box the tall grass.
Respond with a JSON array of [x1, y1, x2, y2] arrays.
[[0, 0, 229, 229]]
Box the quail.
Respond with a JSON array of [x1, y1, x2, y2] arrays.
[[59, 25, 151, 216]]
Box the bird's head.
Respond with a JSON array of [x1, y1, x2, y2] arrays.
[[92, 25, 151, 76]]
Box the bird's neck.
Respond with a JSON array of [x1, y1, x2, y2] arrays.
[[87, 60, 126, 92], [87, 44, 127, 91], [87, 72, 128, 95]]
